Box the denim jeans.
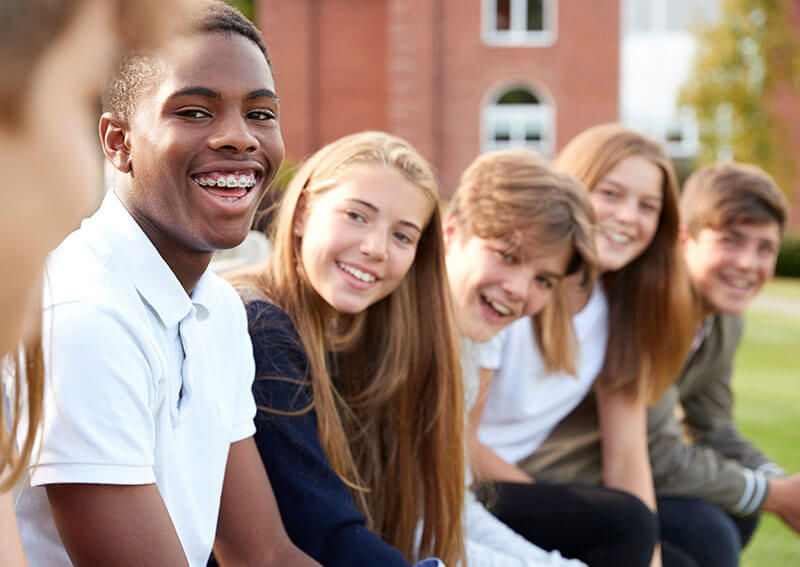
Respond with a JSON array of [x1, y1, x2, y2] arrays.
[[658, 496, 760, 567]]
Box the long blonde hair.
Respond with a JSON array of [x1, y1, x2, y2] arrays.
[[557, 124, 696, 402], [230, 131, 465, 565]]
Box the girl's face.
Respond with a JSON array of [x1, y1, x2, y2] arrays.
[[0, 0, 117, 354], [296, 165, 433, 314], [590, 155, 663, 273]]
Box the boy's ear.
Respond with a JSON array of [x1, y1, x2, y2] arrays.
[[442, 213, 457, 253], [99, 112, 132, 174]]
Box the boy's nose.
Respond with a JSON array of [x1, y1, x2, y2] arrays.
[[501, 270, 531, 304], [208, 113, 259, 153], [734, 246, 760, 271]]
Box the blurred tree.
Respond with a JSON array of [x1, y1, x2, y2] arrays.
[[679, 0, 800, 198], [225, 0, 255, 21]]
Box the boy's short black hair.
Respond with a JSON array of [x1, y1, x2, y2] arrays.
[[102, 0, 271, 121]]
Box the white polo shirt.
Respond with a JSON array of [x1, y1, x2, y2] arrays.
[[15, 191, 257, 566], [478, 284, 608, 464]]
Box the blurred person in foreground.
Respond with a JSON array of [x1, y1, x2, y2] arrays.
[[0, 0, 186, 564]]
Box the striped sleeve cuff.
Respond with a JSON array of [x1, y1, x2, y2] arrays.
[[755, 462, 786, 479], [732, 469, 768, 516]]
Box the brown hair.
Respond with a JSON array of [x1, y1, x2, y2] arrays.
[[0, 0, 186, 490], [448, 149, 599, 373], [557, 123, 696, 402], [229, 131, 465, 564], [682, 162, 788, 237]]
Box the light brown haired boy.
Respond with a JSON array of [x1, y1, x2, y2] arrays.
[[647, 161, 799, 560]]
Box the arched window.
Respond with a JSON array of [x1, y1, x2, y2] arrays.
[[482, 86, 554, 155]]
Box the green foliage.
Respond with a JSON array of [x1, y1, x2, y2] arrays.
[[224, 0, 255, 22], [679, 0, 800, 200], [775, 233, 800, 277]]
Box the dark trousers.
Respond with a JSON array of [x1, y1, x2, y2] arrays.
[[476, 481, 659, 567], [658, 496, 760, 567]]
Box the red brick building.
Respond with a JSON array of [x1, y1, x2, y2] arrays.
[[256, 0, 620, 196]]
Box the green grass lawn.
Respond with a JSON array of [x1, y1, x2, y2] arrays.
[[734, 278, 800, 565]]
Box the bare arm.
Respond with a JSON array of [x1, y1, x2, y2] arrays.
[[213, 437, 319, 566], [0, 490, 26, 566], [596, 386, 661, 567], [467, 368, 534, 484], [46, 483, 188, 566], [763, 474, 800, 534]]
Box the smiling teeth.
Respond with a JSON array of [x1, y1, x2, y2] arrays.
[[608, 232, 630, 244], [338, 262, 376, 283], [194, 172, 257, 188], [725, 278, 750, 290], [486, 297, 511, 316]]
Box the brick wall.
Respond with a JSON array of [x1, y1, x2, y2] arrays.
[[257, 0, 620, 196]]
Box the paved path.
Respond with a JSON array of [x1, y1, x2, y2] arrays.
[[749, 294, 800, 318]]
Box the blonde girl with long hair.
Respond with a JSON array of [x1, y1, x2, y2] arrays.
[[228, 131, 464, 566], [472, 124, 696, 567], [0, 1, 187, 564]]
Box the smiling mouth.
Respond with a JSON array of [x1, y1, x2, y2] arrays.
[[481, 294, 512, 316], [337, 262, 377, 283], [191, 170, 258, 202], [602, 229, 632, 246], [720, 274, 755, 293]]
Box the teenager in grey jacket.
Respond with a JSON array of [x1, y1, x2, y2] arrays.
[[518, 162, 800, 566]]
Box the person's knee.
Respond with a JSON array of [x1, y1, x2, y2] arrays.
[[659, 498, 741, 567], [698, 505, 742, 557], [617, 491, 660, 546]]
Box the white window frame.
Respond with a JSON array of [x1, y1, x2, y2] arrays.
[[481, 86, 555, 156], [482, 0, 558, 47], [664, 105, 699, 159]]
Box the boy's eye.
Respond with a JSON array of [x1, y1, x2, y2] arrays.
[[758, 243, 777, 256], [176, 109, 210, 119], [497, 249, 516, 264], [248, 110, 275, 121]]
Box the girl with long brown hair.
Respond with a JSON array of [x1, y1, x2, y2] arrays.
[[228, 130, 464, 566], [472, 124, 696, 567], [0, 1, 186, 564]]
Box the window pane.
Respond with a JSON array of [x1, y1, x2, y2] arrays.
[[526, 0, 544, 31], [496, 0, 511, 31], [494, 121, 511, 141], [525, 121, 542, 141], [667, 0, 690, 30], [497, 87, 540, 105], [630, 0, 652, 30]]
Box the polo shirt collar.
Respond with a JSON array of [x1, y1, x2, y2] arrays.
[[91, 191, 196, 328]]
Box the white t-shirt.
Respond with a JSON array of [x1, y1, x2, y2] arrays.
[[15, 192, 257, 566], [478, 284, 608, 464], [461, 340, 586, 567]]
